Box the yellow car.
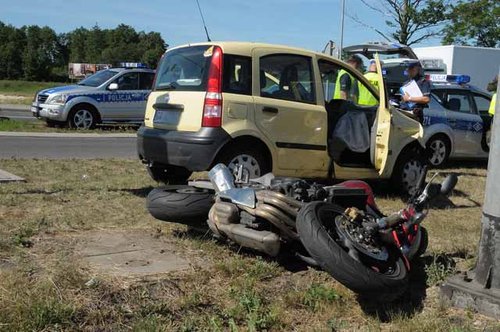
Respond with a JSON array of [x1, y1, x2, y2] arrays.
[[137, 42, 425, 193]]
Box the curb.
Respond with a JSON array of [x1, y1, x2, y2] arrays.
[[0, 131, 137, 138]]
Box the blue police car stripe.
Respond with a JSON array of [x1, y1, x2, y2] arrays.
[[423, 115, 483, 132], [66, 92, 149, 103]]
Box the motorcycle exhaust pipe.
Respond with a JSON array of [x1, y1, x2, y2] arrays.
[[208, 203, 281, 256]]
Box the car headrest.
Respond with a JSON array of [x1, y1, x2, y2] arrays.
[[448, 98, 461, 111], [280, 65, 298, 89]]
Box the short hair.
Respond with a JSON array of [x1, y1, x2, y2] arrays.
[[347, 55, 362, 66]]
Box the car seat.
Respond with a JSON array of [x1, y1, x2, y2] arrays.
[[447, 98, 461, 111]]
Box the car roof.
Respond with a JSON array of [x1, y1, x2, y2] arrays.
[[110, 68, 155, 73], [166, 41, 339, 60], [431, 83, 491, 95]]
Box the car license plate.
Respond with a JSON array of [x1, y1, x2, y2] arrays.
[[30, 106, 38, 113], [153, 109, 181, 125]]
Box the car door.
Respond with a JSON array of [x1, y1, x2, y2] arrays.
[[472, 92, 493, 152], [371, 56, 393, 175], [252, 50, 328, 173], [135, 72, 155, 121], [102, 72, 140, 119], [436, 89, 483, 156]]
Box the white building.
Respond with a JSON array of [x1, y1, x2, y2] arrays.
[[413, 45, 500, 91]]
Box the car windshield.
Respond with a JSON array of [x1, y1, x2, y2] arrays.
[[154, 45, 211, 91], [78, 70, 119, 87]]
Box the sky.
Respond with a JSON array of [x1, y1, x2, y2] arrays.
[[0, 0, 443, 51]]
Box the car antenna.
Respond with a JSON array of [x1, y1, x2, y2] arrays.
[[195, 0, 211, 42]]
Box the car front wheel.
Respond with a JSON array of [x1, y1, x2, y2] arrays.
[[391, 149, 426, 196], [69, 106, 98, 129]]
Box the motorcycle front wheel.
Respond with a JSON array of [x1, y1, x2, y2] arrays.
[[296, 201, 409, 300]]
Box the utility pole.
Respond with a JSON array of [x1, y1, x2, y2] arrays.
[[442, 70, 500, 318], [339, 0, 346, 59]]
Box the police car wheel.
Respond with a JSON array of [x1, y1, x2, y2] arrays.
[[426, 135, 450, 167], [69, 107, 98, 129]]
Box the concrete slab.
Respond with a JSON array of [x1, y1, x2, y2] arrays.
[[0, 169, 25, 182], [77, 230, 192, 277]]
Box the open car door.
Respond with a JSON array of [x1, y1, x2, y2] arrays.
[[371, 55, 391, 175]]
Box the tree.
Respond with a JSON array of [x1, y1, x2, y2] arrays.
[[22, 25, 61, 81], [352, 0, 450, 46], [442, 0, 500, 47], [0, 22, 26, 79]]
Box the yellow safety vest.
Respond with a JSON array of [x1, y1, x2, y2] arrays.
[[489, 93, 497, 116], [334, 69, 355, 100], [358, 71, 379, 106]]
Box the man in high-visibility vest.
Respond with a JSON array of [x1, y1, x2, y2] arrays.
[[333, 55, 362, 102], [358, 59, 381, 106], [490, 92, 497, 116]]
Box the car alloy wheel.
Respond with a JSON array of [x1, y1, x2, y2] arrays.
[[228, 154, 261, 178], [73, 109, 94, 129], [428, 138, 448, 166]]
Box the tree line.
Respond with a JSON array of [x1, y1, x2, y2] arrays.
[[0, 22, 167, 82]]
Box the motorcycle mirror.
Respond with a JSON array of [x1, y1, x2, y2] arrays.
[[440, 174, 458, 196]]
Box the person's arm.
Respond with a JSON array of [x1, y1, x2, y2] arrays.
[[403, 94, 430, 104], [402, 79, 430, 104]]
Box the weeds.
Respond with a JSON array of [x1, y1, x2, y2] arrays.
[[425, 254, 456, 286], [302, 283, 340, 311]]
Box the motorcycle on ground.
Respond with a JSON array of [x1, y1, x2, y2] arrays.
[[147, 164, 457, 299]]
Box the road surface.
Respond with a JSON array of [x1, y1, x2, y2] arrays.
[[0, 132, 137, 159]]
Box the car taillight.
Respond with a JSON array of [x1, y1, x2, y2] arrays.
[[202, 46, 223, 127]]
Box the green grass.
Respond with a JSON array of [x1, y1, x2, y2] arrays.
[[0, 159, 499, 331], [0, 79, 63, 97], [0, 80, 65, 105]]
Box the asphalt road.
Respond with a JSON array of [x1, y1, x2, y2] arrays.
[[0, 132, 137, 159], [0, 104, 35, 121]]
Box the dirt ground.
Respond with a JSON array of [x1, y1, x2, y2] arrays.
[[0, 159, 499, 331]]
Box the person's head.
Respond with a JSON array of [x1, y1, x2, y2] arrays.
[[406, 60, 422, 78], [347, 55, 363, 71], [368, 59, 383, 73]]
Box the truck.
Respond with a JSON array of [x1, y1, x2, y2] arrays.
[[413, 45, 500, 90]]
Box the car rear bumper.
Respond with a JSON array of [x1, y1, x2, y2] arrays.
[[137, 126, 231, 171]]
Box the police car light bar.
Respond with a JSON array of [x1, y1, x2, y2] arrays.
[[119, 62, 148, 68], [427, 74, 471, 84]]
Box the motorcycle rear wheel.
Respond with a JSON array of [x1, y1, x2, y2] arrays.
[[296, 201, 409, 300]]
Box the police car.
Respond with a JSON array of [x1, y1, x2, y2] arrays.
[[423, 74, 492, 166], [32, 67, 155, 129]]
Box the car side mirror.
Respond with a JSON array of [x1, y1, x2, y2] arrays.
[[108, 83, 119, 91]]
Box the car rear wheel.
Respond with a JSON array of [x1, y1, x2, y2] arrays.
[[426, 135, 450, 167], [69, 106, 98, 129], [219, 145, 271, 179]]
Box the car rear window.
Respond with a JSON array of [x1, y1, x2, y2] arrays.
[[154, 45, 212, 92]]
